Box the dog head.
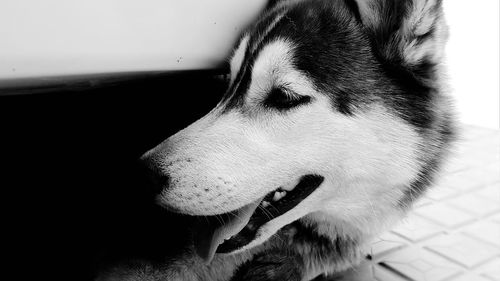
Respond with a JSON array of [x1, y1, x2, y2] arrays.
[[142, 0, 451, 262]]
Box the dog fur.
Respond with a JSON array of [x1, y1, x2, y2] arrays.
[[98, 0, 455, 280]]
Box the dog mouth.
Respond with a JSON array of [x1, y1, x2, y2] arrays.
[[193, 174, 324, 263]]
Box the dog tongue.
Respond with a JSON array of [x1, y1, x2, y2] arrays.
[[194, 200, 260, 264]]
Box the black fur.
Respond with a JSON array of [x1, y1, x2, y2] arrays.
[[399, 112, 456, 207], [231, 221, 359, 281], [231, 251, 304, 281], [221, 7, 289, 112], [287, 220, 358, 266], [343, 0, 363, 24], [224, 0, 445, 132], [222, 0, 379, 116]]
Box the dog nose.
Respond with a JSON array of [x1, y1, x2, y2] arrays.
[[139, 155, 170, 195]]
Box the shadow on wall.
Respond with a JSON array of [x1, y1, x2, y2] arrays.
[[1, 71, 228, 280]]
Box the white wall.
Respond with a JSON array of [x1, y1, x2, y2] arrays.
[[444, 0, 500, 128], [0, 0, 266, 79]]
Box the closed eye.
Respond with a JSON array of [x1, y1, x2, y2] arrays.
[[263, 87, 311, 111]]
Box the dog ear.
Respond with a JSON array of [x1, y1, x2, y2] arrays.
[[355, 0, 448, 74]]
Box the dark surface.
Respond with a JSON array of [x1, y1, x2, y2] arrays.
[[1, 71, 228, 280]]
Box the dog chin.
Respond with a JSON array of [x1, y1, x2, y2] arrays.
[[192, 174, 324, 263]]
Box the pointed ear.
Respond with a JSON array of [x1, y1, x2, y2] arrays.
[[355, 0, 448, 69]]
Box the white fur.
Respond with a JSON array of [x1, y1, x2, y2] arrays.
[[147, 37, 422, 253], [355, 0, 380, 27], [229, 35, 249, 84], [402, 0, 448, 65], [356, 0, 447, 65], [245, 39, 304, 104], [230, 104, 422, 253]]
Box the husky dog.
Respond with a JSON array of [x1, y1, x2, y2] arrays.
[[100, 0, 455, 280]]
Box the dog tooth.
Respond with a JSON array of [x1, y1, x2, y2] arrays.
[[262, 201, 270, 208], [273, 191, 286, 201], [273, 191, 280, 201]]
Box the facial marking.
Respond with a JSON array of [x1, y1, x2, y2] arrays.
[[246, 39, 296, 104], [248, 10, 287, 53], [244, 39, 318, 112], [230, 35, 250, 84], [222, 10, 289, 110]]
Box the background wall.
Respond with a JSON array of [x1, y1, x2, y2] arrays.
[[444, 0, 499, 128], [0, 0, 498, 128], [0, 0, 267, 79]]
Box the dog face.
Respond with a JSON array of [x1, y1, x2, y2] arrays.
[[142, 0, 451, 262]]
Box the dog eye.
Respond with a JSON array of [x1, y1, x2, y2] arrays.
[[263, 88, 311, 110]]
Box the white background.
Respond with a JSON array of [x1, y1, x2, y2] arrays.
[[443, 0, 499, 128], [0, 0, 498, 128]]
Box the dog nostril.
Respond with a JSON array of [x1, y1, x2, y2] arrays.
[[139, 156, 170, 195], [149, 172, 170, 194]]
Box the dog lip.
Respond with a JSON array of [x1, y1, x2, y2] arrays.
[[193, 200, 260, 263], [215, 174, 324, 254]]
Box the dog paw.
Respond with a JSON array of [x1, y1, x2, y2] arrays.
[[230, 251, 303, 281]]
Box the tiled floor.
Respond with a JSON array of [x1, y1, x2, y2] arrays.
[[331, 125, 500, 281]]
